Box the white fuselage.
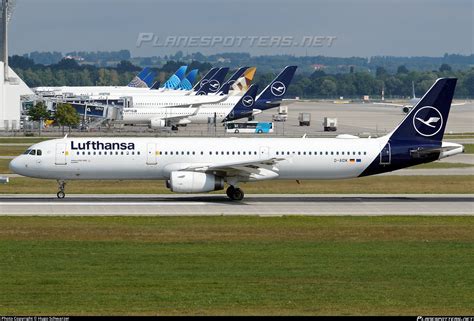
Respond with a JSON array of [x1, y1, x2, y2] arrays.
[[11, 136, 387, 180], [122, 97, 242, 124], [33, 86, 192, 98]]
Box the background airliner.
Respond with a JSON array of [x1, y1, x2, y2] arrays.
[[10, 78, 463, 201], [375, 81, 466, 113], [121, 66, 296, 128]]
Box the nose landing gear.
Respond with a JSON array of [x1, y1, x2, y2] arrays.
[[226, 186, 244, 201], [57, 180, 66, 199]]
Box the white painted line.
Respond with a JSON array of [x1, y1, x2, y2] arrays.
[[1, 202, 208, 206]]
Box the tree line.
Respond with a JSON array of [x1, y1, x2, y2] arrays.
[[10, 55, 474, 99]]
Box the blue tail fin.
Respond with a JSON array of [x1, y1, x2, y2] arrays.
[[141, 72, 156, 88], [359, 78, 457, 178], [162, 66, 188, 89], [151, 81, 161, 90], [177, 69, 198, 90], [195, 67, 229, 95], [390, 78, 457, 143], [223, 84, 259, 122], [224, 67, 249, 87], [193, 67, 219, 90], [217, 82, 231, 96], [256, 66, 297, 102], [127, 67, 156, 88]]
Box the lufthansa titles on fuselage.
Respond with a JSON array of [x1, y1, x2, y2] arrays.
[[71, 141, 135, 151]]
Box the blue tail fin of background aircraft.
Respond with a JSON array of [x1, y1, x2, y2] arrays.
[[195, 67, 229, 95], [127, 67, 156, 88], [141, 72, 156, 88], [224, 67, 249, 87], [151, 81, 161, 90], [256, 66, 297, 102], [162, 66, 188, 89], [193, 67, 219, 91], [217, 82, 231, 96], [177, 69, 198, 90], [390, 78, 457, 143], [223, 84, 259, 122]]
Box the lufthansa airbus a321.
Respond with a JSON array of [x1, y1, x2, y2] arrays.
[[10, 78, 463, 201]]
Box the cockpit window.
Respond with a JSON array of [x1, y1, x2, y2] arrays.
[[29, 149, 36, 155], [37, 150, 42, 156], [23, 149, 31, 155]]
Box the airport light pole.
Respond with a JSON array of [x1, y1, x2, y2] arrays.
[[1, 0, 15, 81]]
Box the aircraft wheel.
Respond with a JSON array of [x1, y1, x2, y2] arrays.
[[231, 188, 244, 201], [57, 191, 65, 199], [226, 186, 235, 198]]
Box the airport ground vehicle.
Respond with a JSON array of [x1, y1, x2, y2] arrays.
[[298, 113, 311, 126], [323, 117, 338, 131], [272, 106, 288, 122], [225, 121, 274, 134]]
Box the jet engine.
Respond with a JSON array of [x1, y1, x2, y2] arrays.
[[167, 171, 225, 193], [150, 118, 167, 129]]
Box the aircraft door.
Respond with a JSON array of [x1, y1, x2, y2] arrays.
[[55, 143, 67, 165], [146, 143, 158, 165], [379, 143, 391, 165]]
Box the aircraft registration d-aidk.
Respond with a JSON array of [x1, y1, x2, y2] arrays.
[[10, 78, 464, 201]]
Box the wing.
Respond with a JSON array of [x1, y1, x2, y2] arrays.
[[166, 95, 228, 108], [182, 157, 287, 181], [372, 102, 405, 107], [157, 107, 201, 124]]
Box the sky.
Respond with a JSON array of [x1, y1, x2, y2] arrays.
[[7, 0, 474, 58]]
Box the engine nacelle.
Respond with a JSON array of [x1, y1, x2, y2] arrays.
[[167, 171, 224, 193], [150, 118, 166, 129], [402, 106, 411, 114]]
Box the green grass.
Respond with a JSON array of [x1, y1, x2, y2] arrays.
[[0, 137, 53, 144], [0, 145, 28, 156], [411, 162, 473, 169], [0, 159, 11, 173], [1, 175, 473, 194], [0, 216, 472, 315], [463, 144, 474, 154]]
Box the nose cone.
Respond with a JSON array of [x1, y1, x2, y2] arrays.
[[9, 157, 24, 175]]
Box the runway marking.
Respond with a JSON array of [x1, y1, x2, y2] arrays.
[[1, 202, 208, 206], [1, 194, 472, 216]]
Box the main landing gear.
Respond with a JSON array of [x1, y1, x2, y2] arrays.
[[57, 180, 66, 199], [226, 186, 244, 201]]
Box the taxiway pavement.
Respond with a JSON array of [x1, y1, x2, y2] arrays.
[[0, 194, 472, 216]]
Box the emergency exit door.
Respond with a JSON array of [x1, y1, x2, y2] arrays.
[[260, 146, 270, 159], [55, 143, 67, 165], [146, 143, 158, 165]]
